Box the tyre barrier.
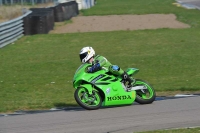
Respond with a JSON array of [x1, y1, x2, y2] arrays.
[[23, 8, 54, 35], [23, 1, 79, 35], [23, 13, 50, 35], [52, 1, 79, 22], [30, 8, 55, 30]]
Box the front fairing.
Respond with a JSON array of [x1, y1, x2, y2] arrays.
[[73, 63, 90, 88], [73, 63, 108, 88]]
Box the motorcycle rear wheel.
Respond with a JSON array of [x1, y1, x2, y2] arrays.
[[134, 79, 156, 104], [74, 87, 102, 110]]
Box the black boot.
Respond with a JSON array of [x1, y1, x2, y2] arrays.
[[121, 72, 134, 87]]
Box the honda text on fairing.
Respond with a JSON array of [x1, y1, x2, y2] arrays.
[[73, 63, 156, 110]]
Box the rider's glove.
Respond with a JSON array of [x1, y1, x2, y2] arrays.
[[88, 63, 101, 73]]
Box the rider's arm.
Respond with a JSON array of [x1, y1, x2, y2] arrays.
[[88, 63, 100, 73], [88, 56, 108, 73], [98, 56, 108, 67]]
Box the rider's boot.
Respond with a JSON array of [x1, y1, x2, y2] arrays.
[[121, 72, 134, 91]]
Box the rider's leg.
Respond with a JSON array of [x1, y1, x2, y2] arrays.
[[109, 65, 134, 87], [121, 71, 134, 87]]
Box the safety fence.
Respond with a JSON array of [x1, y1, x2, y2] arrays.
[[0, 1, 82, 48], [0, 0, 55, 6], [0, 0, 96, 6], [0, 10, 32, 48]]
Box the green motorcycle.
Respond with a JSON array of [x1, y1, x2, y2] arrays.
[[73, 63, 156, 110]]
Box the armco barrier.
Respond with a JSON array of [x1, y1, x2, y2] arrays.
[[0, 11, 32, 48]]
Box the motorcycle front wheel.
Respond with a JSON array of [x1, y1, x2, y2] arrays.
[[74, 87, 102, 110], [134, 79, 156, 104]]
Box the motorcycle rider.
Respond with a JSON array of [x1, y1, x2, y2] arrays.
[[79, 46, 134, 89]]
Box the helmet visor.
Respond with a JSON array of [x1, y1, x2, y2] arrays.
[[80, 52, 88, 62]]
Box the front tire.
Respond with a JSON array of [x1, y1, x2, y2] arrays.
[[74, 87, 102, 110], [134, 79, 156, 104]]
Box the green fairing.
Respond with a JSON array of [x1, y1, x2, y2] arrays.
[[73, 55, 156, 110], [73, 63, 138, 106], [126, 68, 139, 75]]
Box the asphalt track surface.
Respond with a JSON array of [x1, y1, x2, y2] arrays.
[[177, 0, 200, 9], [0, 96, 200, 133]]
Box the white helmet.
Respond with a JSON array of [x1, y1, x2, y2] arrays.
[[79, 47, 95, 63]]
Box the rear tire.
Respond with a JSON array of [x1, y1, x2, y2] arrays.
[[134, 79, 156, 104], [74, 87, 102, 110]]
